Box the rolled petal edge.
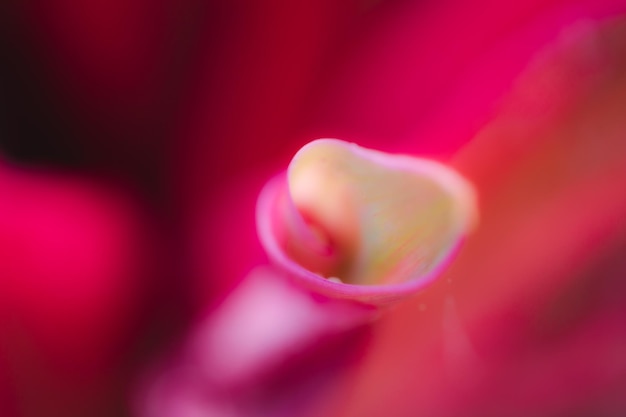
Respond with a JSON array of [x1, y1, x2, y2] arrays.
[[257, 139, 477, 306]]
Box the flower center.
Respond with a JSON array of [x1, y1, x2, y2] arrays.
[[276, 139, 476, 286]]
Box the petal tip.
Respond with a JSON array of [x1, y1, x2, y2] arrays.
[[257, 139, 478, 305]]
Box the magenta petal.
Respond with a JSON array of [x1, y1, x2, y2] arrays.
[[138, 266, 373, 417], [0, 162, 151, 416], [187, 267, 374, 389]]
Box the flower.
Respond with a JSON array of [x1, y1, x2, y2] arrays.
[[1, 1, 626, 417]]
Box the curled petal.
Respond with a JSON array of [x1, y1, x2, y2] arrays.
[[257, 139, 477, 305]]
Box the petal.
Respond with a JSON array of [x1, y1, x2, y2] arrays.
[[334, 15, 626, 417], [257, 139, 476, 305], [0, 162, 152, 416]]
